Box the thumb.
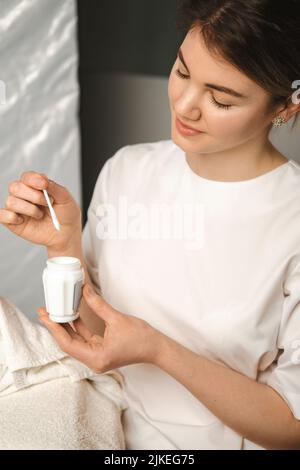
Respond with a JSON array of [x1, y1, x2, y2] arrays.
[[45, 179, 73, 205], [83, 284, 114, 323]]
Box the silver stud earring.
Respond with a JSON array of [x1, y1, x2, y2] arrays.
[[272, 116, 287, 127]]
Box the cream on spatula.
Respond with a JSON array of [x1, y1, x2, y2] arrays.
[[43, 189, 61, 231]]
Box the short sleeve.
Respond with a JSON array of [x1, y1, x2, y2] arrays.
[[265, 261, 300, 420]]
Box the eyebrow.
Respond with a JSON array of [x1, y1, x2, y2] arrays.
[[177, 48, 247, 99]]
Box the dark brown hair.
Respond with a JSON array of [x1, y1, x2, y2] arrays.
[[176, 0, 300, 130]]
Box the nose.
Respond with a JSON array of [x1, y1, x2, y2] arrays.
[[174, 89, 201, 122]]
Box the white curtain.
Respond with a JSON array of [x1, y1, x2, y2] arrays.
[[0, 0, 81, 321]]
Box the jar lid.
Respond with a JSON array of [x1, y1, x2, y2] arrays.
[[47, 257, 81, 272]]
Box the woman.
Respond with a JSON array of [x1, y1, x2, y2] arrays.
[[1, 0, 300, 450]]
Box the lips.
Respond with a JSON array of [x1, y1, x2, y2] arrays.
[[175, 117, 203, 136], [177, 118, 201, 132]]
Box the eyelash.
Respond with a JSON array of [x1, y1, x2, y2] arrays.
[[175, 68, 232, 110]]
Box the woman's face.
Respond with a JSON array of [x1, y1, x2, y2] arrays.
[[168, 27, 277, 155]]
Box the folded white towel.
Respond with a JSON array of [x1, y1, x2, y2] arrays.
[[0, 296, 128, 449]]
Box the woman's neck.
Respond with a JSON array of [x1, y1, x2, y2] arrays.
[[185, 139, 288, 182]]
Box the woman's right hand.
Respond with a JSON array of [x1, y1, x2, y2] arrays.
[[0, 171, 82, 251]]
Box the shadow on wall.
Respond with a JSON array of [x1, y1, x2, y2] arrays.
[[77, 0, 183, 221], [79, 73, 172, 221]]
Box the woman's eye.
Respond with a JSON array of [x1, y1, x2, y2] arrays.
[[175, 68, 190, 80], [209, 95, 232, 110], [175, 68, 232, 110]]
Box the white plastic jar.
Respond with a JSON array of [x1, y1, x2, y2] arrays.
[[42, 257, 85, 323]]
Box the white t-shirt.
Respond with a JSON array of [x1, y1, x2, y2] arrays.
[[82, 139, 300, 450]]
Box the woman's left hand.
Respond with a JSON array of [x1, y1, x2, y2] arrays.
[[37, 284, 162, 374]]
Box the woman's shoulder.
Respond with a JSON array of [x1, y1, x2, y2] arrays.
[[108, 139, 175, 165], [270, 150, 300, 186], [284, 156, 300, 189], [272, 149, 300, 170], [288, 157, 300, 172], [104, 139, 177, 178], [95, 139, 181, 198]]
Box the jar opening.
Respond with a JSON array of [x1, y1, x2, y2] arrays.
[[50, 257, 79, 265], [46, 257, 81, 271]]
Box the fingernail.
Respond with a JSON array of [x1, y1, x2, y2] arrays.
[[17, 216, 24, 224], [36, 175, 45, 182]]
